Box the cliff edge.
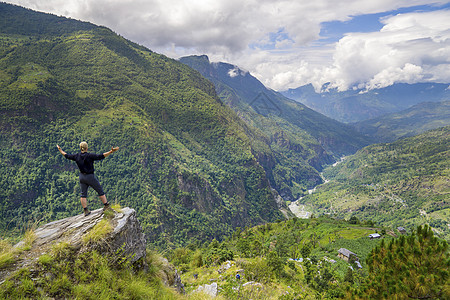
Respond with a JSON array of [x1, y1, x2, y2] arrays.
[[1, 207, 146, 282]]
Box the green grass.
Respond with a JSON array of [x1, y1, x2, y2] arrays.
[[21, 230, 36, 251], [0, 241, 15, 269], [82, 219, 113, 244], [0, 230, 36, 269], [111, 203, 123, 212], [37, 254, 53, 266], [1, 238, 183, 299]]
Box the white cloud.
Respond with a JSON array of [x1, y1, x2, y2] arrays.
[[318, 10, 450, 91], [366, 63, 424, 90], [4, 0, 450, 91], [227, 66, 247, 78], [243, 8, 450, 91]]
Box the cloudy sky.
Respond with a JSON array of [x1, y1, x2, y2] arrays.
[[5, 0, 450, 91]]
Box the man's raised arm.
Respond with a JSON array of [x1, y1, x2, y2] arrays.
[[103, 146, 119, 158], [57, 144, 66, 156]]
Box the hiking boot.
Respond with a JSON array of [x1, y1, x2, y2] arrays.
[[103, 202, 112, 211], [84, 209, 91, 216]]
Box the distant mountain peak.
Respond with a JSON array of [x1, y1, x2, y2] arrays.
[[194, 54, 210, 61], [281, 82, 450, 123]]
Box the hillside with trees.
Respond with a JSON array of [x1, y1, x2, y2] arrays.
[[352, 100, 450, 142], [354, 225, 449, 299], [301, 126, 450, 240], [166, 218, 449, 299], [0, 3, 287, 248], [2, 211, 447, 299]]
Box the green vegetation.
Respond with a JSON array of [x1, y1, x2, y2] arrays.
[[180, 55, 371, 200], [353, 100, 450, 142], [0, 239, 16, 270], [167, 216, 394, 299], [2, 212, 446, 299], [302, 126, 450, 240], [0, 3, 285, 248], [351, 225, 449, 299], [163, 219, 448, 299], [0, 229, 35, 270], [82, 219, 113, 244], [0, 241, 182, 299]]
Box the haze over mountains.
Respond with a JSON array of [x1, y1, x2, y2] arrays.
[[179, 54, 450, 146], [282, 82, 450, 123], [353, 100, 450, 142]]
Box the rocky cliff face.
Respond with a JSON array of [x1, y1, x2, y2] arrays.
[[1, 207, 146, 282]]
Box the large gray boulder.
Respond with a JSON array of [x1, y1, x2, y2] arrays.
[[33, 207, 146, 263], [194, 282, 218, 297]]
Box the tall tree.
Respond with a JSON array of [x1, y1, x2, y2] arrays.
[[352, 225, 449, 299]]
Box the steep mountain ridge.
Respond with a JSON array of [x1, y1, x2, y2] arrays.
[[179, 55, 371, 200]]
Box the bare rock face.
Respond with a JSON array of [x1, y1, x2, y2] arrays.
[[1, 207, 146, 282]]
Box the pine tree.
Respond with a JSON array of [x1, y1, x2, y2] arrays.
[[353, 225, 449, 299]]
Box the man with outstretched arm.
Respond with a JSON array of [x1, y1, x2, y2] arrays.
[[57, 142, 119, 216]]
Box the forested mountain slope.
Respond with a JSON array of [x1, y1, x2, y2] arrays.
[[180, 55, 371, 200], [301, 126, 450, 240], [282, 82, 450, 123], [352, 100, 450, 142], [0, 3, 286, 248]]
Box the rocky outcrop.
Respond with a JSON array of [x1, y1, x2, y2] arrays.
[[34, 207, 145, 262], [1, 207, 146, 282], [272, 189, 295, 219], [194, 282, 218, 297]]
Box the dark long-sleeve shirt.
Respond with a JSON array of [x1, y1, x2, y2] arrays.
[[64, 152, 105, 174]]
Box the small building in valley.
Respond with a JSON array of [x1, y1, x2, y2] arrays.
[[369, 233, 381, 239], [397, 227, 407, 234], [338, 248, 358, 262]]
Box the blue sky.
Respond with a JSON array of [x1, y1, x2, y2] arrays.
[[320, 4, 450, 43], [5, 0, 450, 91]]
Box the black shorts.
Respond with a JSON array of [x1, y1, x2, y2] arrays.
[[79, 173, 105, 198]]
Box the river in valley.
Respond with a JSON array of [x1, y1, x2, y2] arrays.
[[288, 156, 346, 218]]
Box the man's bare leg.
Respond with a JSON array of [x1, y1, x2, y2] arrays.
[[99, 194, 108, 205], [99, 195, 111, 210], [81, 197, 90, 216], [81, 197, 88, 208]]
